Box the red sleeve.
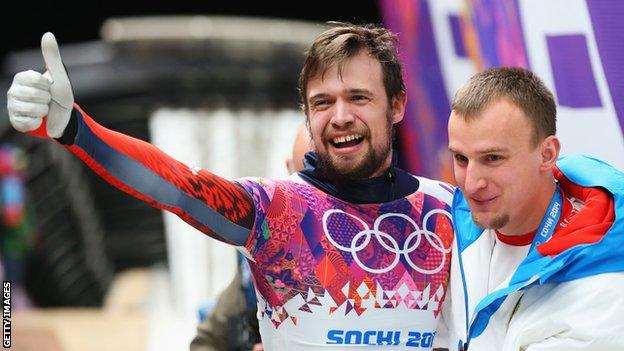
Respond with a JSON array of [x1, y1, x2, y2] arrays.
[[64, 104, 255, 246]]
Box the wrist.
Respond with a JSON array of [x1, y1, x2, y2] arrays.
[[56, 106, 79, 145]]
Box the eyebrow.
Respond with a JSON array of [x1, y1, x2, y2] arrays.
[[308, 88, 374, 102], [476, 147, 508, 154], [349, 88, 374, 96], [448, 147, 508, 155]]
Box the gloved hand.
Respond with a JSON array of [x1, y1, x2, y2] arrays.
[[7, 32, 74, 138]]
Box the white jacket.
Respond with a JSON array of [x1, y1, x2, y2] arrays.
[[439, 241, 624, 350], [437, 155, 624, 350]]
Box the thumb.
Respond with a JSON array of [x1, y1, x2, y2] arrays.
[[40, 32, 74, 138], [41, 32, 73, 109]]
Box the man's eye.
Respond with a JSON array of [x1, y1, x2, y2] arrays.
[[312, 100, 329, 108], [351, 95, 369, 102], [454, 154, 468, 164], [486, 155, 502, 162]]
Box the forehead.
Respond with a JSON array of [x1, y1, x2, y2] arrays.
[[306, 51, 384, 97], [448, 98, 533, 153]]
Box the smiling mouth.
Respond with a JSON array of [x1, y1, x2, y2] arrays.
[[471, 196, 498, 206], [330, 134, 364, 149]]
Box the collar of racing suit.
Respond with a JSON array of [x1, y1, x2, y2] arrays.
[[298, 151, 420, 204]]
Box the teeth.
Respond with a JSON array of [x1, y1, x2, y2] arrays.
[[333, 134, 362, 144]]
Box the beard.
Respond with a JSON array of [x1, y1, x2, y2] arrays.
[[317, 141, 390, 182], [472, 212, 509, 230], [316, 113, 393, 183]]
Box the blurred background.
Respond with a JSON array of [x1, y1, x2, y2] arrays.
[[0, 0, 621, 350]]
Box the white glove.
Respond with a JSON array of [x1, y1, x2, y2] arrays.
[[7, 32, 74, 138]]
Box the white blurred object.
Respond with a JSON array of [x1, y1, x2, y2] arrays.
[[101, 16, 323, 45]]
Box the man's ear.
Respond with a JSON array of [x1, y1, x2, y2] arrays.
[[305, 117, 312, 136], [390, 92, 407, 124], [540, 135, 561, 171]]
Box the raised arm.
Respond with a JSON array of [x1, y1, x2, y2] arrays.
[[6, 33, 254, 246]]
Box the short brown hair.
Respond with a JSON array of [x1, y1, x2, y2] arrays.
[[298, 22, 405, 113], [452, 67, 557, 146]]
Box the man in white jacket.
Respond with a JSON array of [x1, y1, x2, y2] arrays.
[[439, 67, 624, 350]]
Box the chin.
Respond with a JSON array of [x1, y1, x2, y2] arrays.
[[331, 156, 366, 173], [320, 145, 387, 182], [474, 214, 509, 230], [472, 214, 493, 229]]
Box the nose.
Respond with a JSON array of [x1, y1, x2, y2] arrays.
[[463, 162, 487, 195], [331, 99, 355, 128]]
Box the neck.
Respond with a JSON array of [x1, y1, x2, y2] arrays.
[[500, 178, 557, 236], [369, 150, 394, 178]]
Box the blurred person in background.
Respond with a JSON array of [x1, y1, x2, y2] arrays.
[[438, 67, 624, 350], [285, 124, 311, 174], [0, 145, 32, 310], [191, 254, 260, 351], [7, 22, 454, 350]]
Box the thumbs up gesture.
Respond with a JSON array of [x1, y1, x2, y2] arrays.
[[7, 32, 74, 138]]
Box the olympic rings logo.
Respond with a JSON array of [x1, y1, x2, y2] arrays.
[[322, 209, 452, 274]]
